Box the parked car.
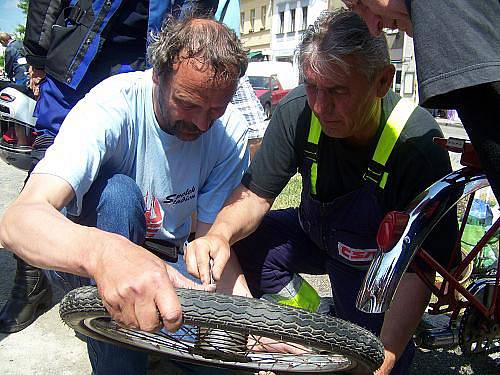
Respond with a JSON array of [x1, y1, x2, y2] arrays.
[[247, 62, 298, 119], [248, 74, 289, 119]]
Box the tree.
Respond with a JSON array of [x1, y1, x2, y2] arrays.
[[14, 0, 29, 40]]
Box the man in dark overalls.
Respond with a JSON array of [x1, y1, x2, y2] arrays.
[[185, 10, 458, 375]]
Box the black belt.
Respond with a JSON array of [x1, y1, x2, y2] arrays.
[[143, 239, 180, 262]]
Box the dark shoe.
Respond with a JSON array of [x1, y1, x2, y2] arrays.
[[0, 256, 52, 333]]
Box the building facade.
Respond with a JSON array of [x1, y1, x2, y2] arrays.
[[240, 0, 419, 103], [271, 0, 340, 64], [269, 0, 343, 80], [386, 30, 418, 103], [240, 0, 273, 61]]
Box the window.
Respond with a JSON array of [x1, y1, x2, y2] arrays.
[[271, 77, 279, 90], [250, 9, 256, 31], [302, 6, 308, 30], [279, 11, 285, 34], [394, 70, 402, 93], [276, 56, 293, 63], [261, 5, 267, 30], [403, 72, 415, 95], [290, 9, 296, 33], [240, 12, 245, 34]]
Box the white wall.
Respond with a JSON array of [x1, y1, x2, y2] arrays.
[[271, 0, 328, 61]]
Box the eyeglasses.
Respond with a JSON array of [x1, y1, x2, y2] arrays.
[[341, 0, 360, 11]]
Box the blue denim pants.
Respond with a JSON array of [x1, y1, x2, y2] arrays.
[[45, 174, 149, 375], [45, 174, 239, 375]]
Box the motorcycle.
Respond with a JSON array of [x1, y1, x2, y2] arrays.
[[357, 137, 499, 355], [0, 85, 37, 171]]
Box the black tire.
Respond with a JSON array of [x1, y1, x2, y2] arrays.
[[60, 286, 384, 373]]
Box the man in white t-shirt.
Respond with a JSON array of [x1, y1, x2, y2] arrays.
[[0, 17, 249, 374]]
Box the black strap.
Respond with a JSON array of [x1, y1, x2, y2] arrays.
[[363, 160, 385, 185], [62, 0, 95, 29], [303, 142, 318, 162], [143, 239, 179, 262], [66, 5, 86, 24], [218, 0, 231, 22]]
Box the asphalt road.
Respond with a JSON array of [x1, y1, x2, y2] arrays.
[[0, 122, 498, 374]]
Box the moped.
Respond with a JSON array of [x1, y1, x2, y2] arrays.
[[0, 85, 37, 171]]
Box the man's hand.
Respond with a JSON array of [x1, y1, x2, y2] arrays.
[[374, 349, 395, 375], [91, 234, 214, 333], [28, 66, 45, 99], [164, 262, 216, 291], [184, 234, 231, 284]]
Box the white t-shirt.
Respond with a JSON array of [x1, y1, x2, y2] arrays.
[[34, 70, 248, 245]]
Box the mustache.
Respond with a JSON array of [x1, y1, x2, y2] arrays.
[[174, 120, 200, 132]]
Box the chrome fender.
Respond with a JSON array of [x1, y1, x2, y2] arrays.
[[356, 168, 489, 313]]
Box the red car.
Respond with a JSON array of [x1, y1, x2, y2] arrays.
[[249, 74, 289, 119]]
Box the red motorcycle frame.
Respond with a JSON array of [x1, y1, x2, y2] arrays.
[[357, 137, 499, 354]]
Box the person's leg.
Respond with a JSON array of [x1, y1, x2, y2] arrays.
[[233, 208, 327, 308], [0, 254, 53, 333], [0, 145, 53, 334], [326, 259, 414, 375], [46, 173, 148, 375], [454, 82, 500, 200], [0, 76, 87, 333]]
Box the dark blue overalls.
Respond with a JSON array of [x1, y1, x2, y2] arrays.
[[234, 98, 418, 374]]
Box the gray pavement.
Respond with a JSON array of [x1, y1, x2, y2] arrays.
[[0, 122, 498, 374], [0, 163, 91, 374]]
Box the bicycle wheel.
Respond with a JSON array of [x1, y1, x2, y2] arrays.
[[60, 286, 384, 374]]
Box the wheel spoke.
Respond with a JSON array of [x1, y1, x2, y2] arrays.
[[62, 287, 384, 373], [84, 317, 353, 372]]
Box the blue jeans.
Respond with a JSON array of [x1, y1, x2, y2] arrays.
[[46, 174, 148, 375], [46, 174, 237, 375]]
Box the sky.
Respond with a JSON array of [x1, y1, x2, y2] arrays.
[[0, 1, 26, 35]]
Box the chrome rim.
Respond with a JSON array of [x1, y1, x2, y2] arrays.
[[83, 317, 355, 373]]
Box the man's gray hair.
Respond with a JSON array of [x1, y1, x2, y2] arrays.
[[298, 10, 390, 81], [148, 14, 248, 83]]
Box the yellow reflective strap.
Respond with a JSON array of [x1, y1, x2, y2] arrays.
[[372, 98, 416, 167], [310, 162, 318, 195], [308, 114, 322, 194], [308, 113, 322, 144], [380, 171, 388, 189], [273, 277, 321, 312]]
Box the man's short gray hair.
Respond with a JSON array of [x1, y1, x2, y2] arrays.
[[148, 15, 248, 84], [297, 10, 390, 81]]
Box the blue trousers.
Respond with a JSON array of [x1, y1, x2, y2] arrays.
[[46, 174, 240, 374], [46, 174, 148, 374], [233, 208, 415, 375]]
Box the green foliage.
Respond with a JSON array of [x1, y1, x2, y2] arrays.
[[15, 25, 25, 40], [272, 174, 302, 210], [15, 0, 28, 40], [17, 0, 29, 13]]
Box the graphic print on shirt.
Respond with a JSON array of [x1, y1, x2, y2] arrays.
[[144, 192, 163, 238], [163, 185, 197, 205]]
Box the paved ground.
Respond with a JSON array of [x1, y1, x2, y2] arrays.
[[0, 123, 498, 374]]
